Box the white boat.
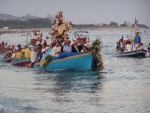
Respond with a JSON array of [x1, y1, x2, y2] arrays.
[[117, 49, 147, 57], [20, 33, 26, 36]]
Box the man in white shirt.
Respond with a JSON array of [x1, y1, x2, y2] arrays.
[[51, 42, 61, 56], [125, 44, 132, 52], [63, 40, 72, 52], [31, 46, 38, 62]]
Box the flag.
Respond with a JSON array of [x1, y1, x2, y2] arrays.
[[135, 18, 138, 25], [134, 18, 140, 32]]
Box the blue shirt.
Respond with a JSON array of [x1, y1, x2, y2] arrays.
[[134, 35, 141, 44], [44, 48, 52, 58], [63, 44, 72, 52], [37, 52, 43, 62], [116, 44, 120, 49]]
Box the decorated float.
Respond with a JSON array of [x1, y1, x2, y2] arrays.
[[32, 11, 103, 71]]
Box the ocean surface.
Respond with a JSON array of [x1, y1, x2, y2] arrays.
[[0, 29, 150, 113]]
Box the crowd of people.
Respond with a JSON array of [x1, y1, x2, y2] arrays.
[[116, 32, 145, 52], [0, 31, 91, 63], [0, 11, 92, 63]]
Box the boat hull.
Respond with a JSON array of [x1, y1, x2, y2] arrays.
[[11, 57, 31, 66], [117, 49, 147, 57], [3, 57, 12, 63], [34, 52, 93, 71]]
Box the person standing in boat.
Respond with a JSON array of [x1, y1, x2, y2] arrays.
[[134, 32, 141, 49]]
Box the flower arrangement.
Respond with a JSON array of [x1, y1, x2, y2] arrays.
[[90, 38, 102, 56], [40, 54, 52, 67], [90, 38, 104, 68]]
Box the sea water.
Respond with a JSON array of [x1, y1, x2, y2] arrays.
[[0, 30, 150, 113]]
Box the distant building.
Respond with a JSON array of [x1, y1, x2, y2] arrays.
[[124, 21, 132, 27], [98, 23, 108, 27], [2, 27, 9, 30]]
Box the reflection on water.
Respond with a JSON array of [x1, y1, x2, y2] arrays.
[[34, 70, 104, 94], [0, 30, 150, 113]]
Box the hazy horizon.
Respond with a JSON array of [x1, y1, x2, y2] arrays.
[[0, 0, 150, 27]]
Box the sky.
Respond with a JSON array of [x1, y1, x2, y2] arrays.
[[0, 0, 150, 27]]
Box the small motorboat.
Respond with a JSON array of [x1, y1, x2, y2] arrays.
[[20, 33, 26, 36], [3, 57, 12, 63], [11, 57, 31, 66], [117, 49, 147, 57]]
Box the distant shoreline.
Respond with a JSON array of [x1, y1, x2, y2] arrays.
[[0, 27, 149, 34]]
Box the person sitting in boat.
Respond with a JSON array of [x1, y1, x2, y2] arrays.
[[116, 42, 121, 51], [33, 44, 43, 62], [42, 43, 50, 58], [78, 39, 84, 52], [30, 46, 38, 63], [51, 42, 61, 56], [17, 44, 22, 51], [4, 48, 12, 58], [12, 49, 17, 60], [43, 43, 53, 58], [124, 41, 132, 52], [63, 40, 72, 52], [137, 43, 144, 50], [0, 41, 5, 53], [72, 40, 79, 52], [21, 45, 31, 58], [119, 39, 124, 52], [81, 46, 88, 52], [15, 49, 21, 59], [134, 32, 141, 49], [147, 43, 150, 56]]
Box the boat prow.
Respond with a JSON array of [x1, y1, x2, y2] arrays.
[[3, 57, 12, 63]]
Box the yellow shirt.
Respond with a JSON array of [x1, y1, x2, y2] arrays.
[[129, 37, 133, 43], [15, 52, 21, 59], [21, 48, 31, 58]]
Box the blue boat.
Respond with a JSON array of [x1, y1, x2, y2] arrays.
[[33, 52, 101, 71]]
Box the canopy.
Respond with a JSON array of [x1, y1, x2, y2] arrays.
[[73, 31, 89, 34]]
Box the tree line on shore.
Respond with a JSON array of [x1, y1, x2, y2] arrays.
[[0, 18, 149, 29], [0, 18, 53, 29]]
